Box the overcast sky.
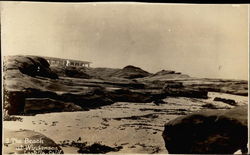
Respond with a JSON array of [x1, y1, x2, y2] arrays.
[[1, 2, 248, 80]]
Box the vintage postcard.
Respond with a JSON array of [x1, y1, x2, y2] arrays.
[[1, 2, 249, 154]]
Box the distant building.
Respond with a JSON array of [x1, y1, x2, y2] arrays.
[[45, 57, 91, 67]]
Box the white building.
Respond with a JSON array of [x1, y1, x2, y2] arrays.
[[45, 57, 91, 67]]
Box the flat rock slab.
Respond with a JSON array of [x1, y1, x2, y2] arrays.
[[3, 129, 63, 154], [162, 105, 248, 154]]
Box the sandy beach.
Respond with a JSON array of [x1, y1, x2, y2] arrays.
[[4, 92, 247, 154]]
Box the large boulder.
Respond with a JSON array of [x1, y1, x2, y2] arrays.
[[4, 55, 58, 79], [3, 129, 63, 154], [162, 105, 248, 154]]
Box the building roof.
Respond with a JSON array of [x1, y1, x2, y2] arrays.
[[44, 56, 92, 64]]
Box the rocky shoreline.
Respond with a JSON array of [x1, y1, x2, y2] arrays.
[[3, 55, 247, 115], [3, 55, 248, 154]]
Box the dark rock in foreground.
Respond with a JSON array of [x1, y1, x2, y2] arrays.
[[4, 129, 63, 154], [106, 88, 153, 103], [162, 105, 248, 154], [78, 143, 122, 154], [164, 88, 208, 99], [24, 98, 83, 114], [4, 88, 114, 115], [58, 138, 123, 153], [163, 81, 184, 88], [214, 97, 237, 106], [201, 103, 218, 109]]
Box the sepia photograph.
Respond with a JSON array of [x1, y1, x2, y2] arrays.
[[1, 2, 249, 154]]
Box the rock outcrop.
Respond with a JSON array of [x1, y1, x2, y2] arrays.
[[214, 97, 237, 106], [51, 66, 91, 79], [154, 70, 176, 75], [64, 67, 91, 79], [83, 67, 120, 79], [184, 79, 248, 96], [106, 88, 153, 103], [4, 55, 58, 79], [24, 98, 83, 114], [4, 88, 115, 115], [78, 143, 122, 154], [162, 105, 248, 154], [111, 65, 152, 79], [163, 81, 184, 88], [146, 69, 190, 80], [3, 55, 247, 116], [4, 129, 63, 154]]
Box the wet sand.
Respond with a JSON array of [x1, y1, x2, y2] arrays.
[[3, 92, 248, 154]]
